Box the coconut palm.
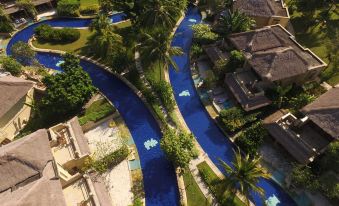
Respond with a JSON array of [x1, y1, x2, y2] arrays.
[[138, 30, 184, 79], [90, 27, 123, 60], [216, 10, 255, 35], [89, 13, 111, 34], [138, 0, 181, 29], [219, 149, 270, 205]]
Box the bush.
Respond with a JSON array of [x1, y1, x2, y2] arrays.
[[0, 15, 14, 33], [190, 43, 204, 59], [1, 57, 22, 76], [235, 122, 267, 156], [84, 145, 129, 173], [225, 50, 245, 72], [291, 164, 319, 191], [57, 0, 80, 17], [218, 107, 258, 133], [191, 24, 219, 45], [11, 41, 36, 65], [35, 24, 80, 43], [152, 81, 176, 112], [80, 5, 99, 15]]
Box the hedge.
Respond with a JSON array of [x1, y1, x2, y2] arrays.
[[35, 24, 80, 43]]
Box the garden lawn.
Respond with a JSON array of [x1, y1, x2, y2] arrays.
[[80, 0, 99, 9], [197, 161, 245, 206], [78, 98, 115, 125], [32, 29, 93, 54], [183, 171, 210, 206], [286, 3, 339, 85]]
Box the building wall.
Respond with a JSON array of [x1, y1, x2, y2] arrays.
[[253, 16, 289, 28], [0, 88, 34, 143]]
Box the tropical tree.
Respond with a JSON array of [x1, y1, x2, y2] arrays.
[[98, 0, 114, 14], [1, 56, 22, 76], [220, 149, 270, 205], [41, 53, 97, 119], [16, 0, 37, 18], [0, 6, 14, 33], [138, 30, 183, 78], [89, 27, 123, 60], [216, 10, 255, 35], [11, 41, 36, 65], [89, 13, 111, 33], [160, 129, 197, 169], [275, 85, 292, 108], [137, 0, 181, 30], [56, 0, 80, 17]]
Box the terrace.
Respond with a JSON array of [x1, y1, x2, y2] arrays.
[[264, 111, 332, 164]]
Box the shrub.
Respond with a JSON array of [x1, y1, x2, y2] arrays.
[[235, 121, 267, 156], [152, 81, 176, 112], [1, 57, 22, 76], [11, 41, 36, 65], [84, 145, 129, 173], [35, 24, 80, 43], [288, 93, 316, 114], [190, 43, 204, 59], [291, 164, 319, 191], [0, 13, 14, 33], [219, 107, 258, 133], [191, 24, 218, 45], [225, 50, 245, 72], [80, 5, 99, 15], [57, 0, 80, 17]]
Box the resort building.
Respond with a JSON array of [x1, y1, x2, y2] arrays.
[[263, 88, 339, 164], [233, 0, 290, 28], [0, 117, 113, 206], [0, 0, 54, 19], [0, 75, 35, 144], [225, 24, 327, 111]]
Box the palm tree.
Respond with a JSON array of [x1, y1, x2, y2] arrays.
[[219, 149, 270, 205], [216, 10, 255, 35], [90, 27, 123, 60], [275, 85, 292, 108], [138, 30, 184, 79], [138, 0, 181, 30], [89, 13, 111, 34]]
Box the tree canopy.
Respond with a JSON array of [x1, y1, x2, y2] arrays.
[[11, 41, 36, 65], [0, 56, 22, 76], [160, 129, 197, 169], [41, 53, 97, 119]]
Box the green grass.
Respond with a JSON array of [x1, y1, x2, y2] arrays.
[[197, 162, 245, 206], [32, 29, 93, 54], [78, 98, 115, 125], [183, 171, 210, 206], [144, 60, 165, 84], [286, 2, 339, 85], [80, 0, 99, 9]]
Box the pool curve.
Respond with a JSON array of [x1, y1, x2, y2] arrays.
[[7, 13, 179, 206], [169, 6, 296, 206]]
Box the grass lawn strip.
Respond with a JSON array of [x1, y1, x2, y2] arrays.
[[183, 171, 210, 206]]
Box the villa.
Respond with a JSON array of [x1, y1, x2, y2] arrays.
[[263, 88, 339, 164], [0, 0, 54, 19], [0, 117, 113, 206], [232, 0, 290, 28], [0, 75, 35, 144], [224, 24, 327, 111]]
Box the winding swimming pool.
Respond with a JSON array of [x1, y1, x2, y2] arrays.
[[169, 6, 296, 206], [7, 13, 179, 206]]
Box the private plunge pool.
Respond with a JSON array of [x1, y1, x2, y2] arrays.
[[169, 6, 296, 206], [6, 13, 179, 206]]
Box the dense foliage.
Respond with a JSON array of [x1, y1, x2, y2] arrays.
[[80, 4, 99, 15], [10, 41, 36, 65], [41, 53, 97, 118], [160, 129, 197, 169], [219, 149, 270, 205], [235, 122, 267, 156], [318, 141, 339, 173], [226, 50, 245, 71], [78, 99, 115, 125], [35, 24, 80, 43], [215, 10, 255, 35], [190, 43, 204, 59], [83, 145, 129, 173], [151, 81, 176, 112], [192, 24, 219, 45], [0, 7, 14, 33], [57, 0, 80, 17], [1, 56, 22, 76], [16, 0, 37, 18], [288, 93, 316, 114], [218, 107, 258, 133]]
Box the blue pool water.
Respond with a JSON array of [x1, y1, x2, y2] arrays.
[[169, 6, 296, 206], [7, 13, 179, 206]]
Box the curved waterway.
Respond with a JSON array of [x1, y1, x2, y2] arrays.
[[169, 6, 296, 206], [7, 13, 179, 206]]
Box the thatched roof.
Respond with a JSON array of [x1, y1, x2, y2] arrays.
[[3, 0, 53, 14], [228, 25, 327, 82], [69, 117, 90, 156], [301, 88, 339, 139], [233, 0, 288, 18], [203, 45, 229, 65], [0, 76, 34, 119], [0, 129, 67, 206]]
